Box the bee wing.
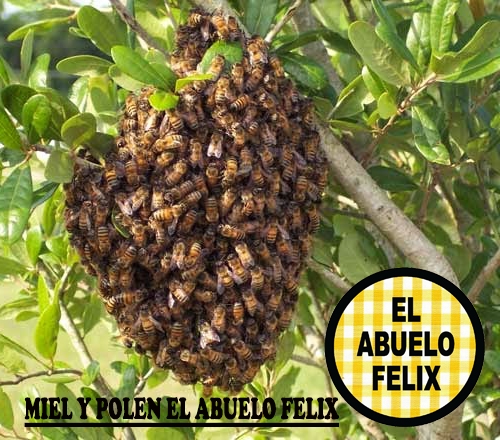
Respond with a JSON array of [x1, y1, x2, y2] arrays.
[[167, 217, 179, 236], [229, 268, 245, 285], [217, 275, 225, 295], [277, 223, 290, 240]]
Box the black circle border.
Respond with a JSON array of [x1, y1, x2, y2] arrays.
[[324, 267, 485, 427]]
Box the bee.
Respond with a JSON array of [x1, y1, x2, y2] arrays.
[[181, 190, 203, 209], [222, 157, 238, 188], [194, 288, 214, 303], [231, 122, 246, 147], [119, 267, 133, 288], [219, 224, 245, 240], [180, 350, 200, 365], [254, 240, 272, 263], [258, 146, 274, 170], [108, 264, 120, 288], [242, 289, 261, 317], [265, 312, 279, 334], [192, 175, 209, 197], [211, 13, 229, 40], [171, 240, 186, 269], [316, 167, 328, 194], [150, 186, 165, 212], [284, 272, 299, 294], [205, 196, 219, 223], [229, 301, 244, 326], [276, 235, 293, 261], [227, 253, 249, 284], [105, 166, 119, 191], [189, 139, 204, 169], [165, 180, 195, 204], [294, 175, 308, 202], [269, 54, 284, 78], [155, 340, 175, 368], [165, 110, 184, 134], [183, 111, 199, 130], [159, 252, 172, 274], [306, 204, 320, 233], [212, 305, 226, 333], [231, 62, 244, 92], [227, 15, 240, 39], [207, 132, 223, 158], [219, 187, 237, 216], [129, 186, 149, 212], [245, 65, 264, 92], [226, 357, 240, 377], [233, 339, 252, 361], [302, 102, 315, 127], [234, 243, 254, 269], [156, 151, 176, 168], [260, 122, 276, 146], [230, 94, 251, 112], [281, 148, 295, 181], [201, 347, 225, 363], [199, 271, 217, 291], [278, 306, 294, 330], [168, 322, 184, 347], [138, 303, 163, 335], [125, 95, 138, 118], [251, 164, 266, 188], [240, 361, 260, 383], [154, 134, 186, 152], [152, 207, 174, 223], [79, 201, 92, 232], [122, 118, 138, 133], [180, 85, 199, 108], [205, 163, 220, 188], [268, 290, 282, 312], [184, 242, 202, 267], [272, 256, 284, 284], [131, 222, 147, 247], [199, 321, 221, 349], [216, 262, 234, 293], [178, 210, 197, 234], [263, 73, 279, 94], [261, 339, 277, 360], [250, 266, 264, 291], [172, 285, 191, 304], [207, 54, 225, 79], [144, 110, 160, 132], [214, 108, 235, 129], [97, 225, 111, 253], [165, 160, 188, 187], [188, 10, 204, 26], [214, 77, 230, 105]]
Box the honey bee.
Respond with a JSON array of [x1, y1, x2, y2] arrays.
[[211, 13, 229, 40], [183, 111, 199, 130], [258, 146, 274, 170], [207, 54, 225, 79], [199, 271, 217, 291], [152, 207, 174, 223], [221, 157, 238, 188], [180, 190, 203, 209], [184, 242, 202, 267], [122, 118, 138, 133], [97, 225, 111, 253], [188, 9, 204, 26], [212, 305, 226, 333], [165, 160, 188, 187], [105, 166, 119, 191], [269, 54, 284, 78], [236, 147, 252, 177], [306, 204, 320, 233], [108, 264, 120, 288], [144, 110, 160, 132], [243, 289, 262, 317], [155, 340, 175, 368], [150, 186, 165, 211], [166, 110, 184, 133], [79, 201, 92, 232], [234, 242, 254, 269], [177, 209, 197, 234], [268, 289, 282, 312], [181, 262, 204, 281], [201, 347, 225, 363], [165, 180, 195, 204], [125, 94, 138, 118], [250, 266, 264, 291], [156, 151, 176, 168], [261, 339, 277, 360], [172, 285, 191, 304], [265, 311, 278, 334], [254, 240, 272, 263], [219, 224, 245, 240], [241, 188, 255, 215], [216, 262, 234, 293], [199, 321, 220, 348], [131, 222, 146, 247], [138, 303, 163, 335], [245, 65, 264, 91], [230, 94, 251, 112], [219, 187, 237, 217], [214, 77, 230, 105], [278, 306, 294, 330], [233, 339, 252, 361], [240, 361, 260, 383], [263, 73, 279, 94], [180, 350, 200, 365], [294, 175, 308, 202], [205, 196, 219, 223], [119, 267, 133, 288], [129, 186, 149, 212], [260, 122, 276, 146], [214, 108, 235, 129], [168, 322, 184, 347], [251, 164, 266, 188], [207, 132, 223, 158], [194, 288, 214, 303], [154, 134, 186, 152], [231, 62, 244, 92], [205, 163, 220, 188], [226, 357, 240, 377], [171, 240, 186, 270], [231, 122, 246, 147], [227, 15, 240, 39], [227, 253, 249, 284], [193, 175, 209, 197], [189, 139, 204, 169], [134, 150, 150, 174], [302, 102, 315, 127]]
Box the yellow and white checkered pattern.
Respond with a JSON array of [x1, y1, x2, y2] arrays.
[[333, 276, 475, 418]]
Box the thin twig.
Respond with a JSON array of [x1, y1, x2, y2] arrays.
[[416, 170, 437, 228], [291, 354, 322, 368], [326, 207, 369, 220], [361, 73, 438, 166], [0, 369, 81, 387], [342, 0, 357, 22], [109, 0, 170, 58], [308, 258, 352, 293], [468, 248, 500, 303], [164, 0, 178, 29], [470, 71, 500, 113], [134, 367, 156, 396], [265, 0, 304, 43]]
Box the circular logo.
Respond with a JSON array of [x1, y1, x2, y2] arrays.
[[325, 268, 484, 426]]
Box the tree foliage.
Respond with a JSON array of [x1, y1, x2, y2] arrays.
[[0, 0, 499, 439]]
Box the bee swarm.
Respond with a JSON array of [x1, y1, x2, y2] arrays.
[[64, 9, 327, 395]]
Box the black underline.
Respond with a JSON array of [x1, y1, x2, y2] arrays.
[[25, 422, 339, 428]]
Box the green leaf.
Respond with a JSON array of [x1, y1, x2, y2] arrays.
[[438, 46, 500, 83], [0, 106, 23, 151], [362, 66, 386, 100], [61, 113, 96, 149], [146, 428, 193, 440], [348, 21, 410, 86], [44, 150, 74, 184], [0, 344, 28, 372], [333, 75, 369, 118], [148, 91, 179, 111], [0, 167, 33, 244], [8, 16, 72, 41], [81, 361, 100, 386], [431, 20, 500, 75], [32, 182, 59, 210], [371, 0, 420, 72], [20, 30, 34, 81], [0, 256, 26, 276], [0, 297, 36, 320], [57, 56, 113, 77], [244, 0, 278, 36], [82, 295, 102, 336], [485, 350, 500, 374], [149, 62, 177, 91], [111, 46, 175, 90], [367, 166, 417, 192], [29, 53, 51, 88], [86, 132, 114, 160], [430, 0, 461, 54], [108, 65, 146, 91], [407, 10, 431, 69], [77, 6, 127, 55], [111, 209, 131, 238], [0, 388, 14, 430], [444, 244, 471, 282], [199, 41, 244, 74], [280, 53, 329, 90], [116, 365, 137, 400], [1, 85, 37, 122], [34, 301, 61, 360], [339, 231, 383, 283], [453, 180, 484, 218], [26, 226, 43, 265], [377, 92, 398, 118], [0, 334, 46, 367], [38, 274, 51, 313], [0, 56, 12, 86], [22, 94, 52, 142], [175, 74, 214, 92], [411, 106, 450, 164]]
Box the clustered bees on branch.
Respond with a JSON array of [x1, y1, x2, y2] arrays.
[[64, 8, 327, 395]]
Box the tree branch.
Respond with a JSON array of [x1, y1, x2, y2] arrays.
[[468, 248, 500, 303], [134, 367, 156, 396], [109, 0, 170, 58], [308, 258, 352, 293], [291, 354, 322, 368], [0, 369, 81, 387], [265, 0, 304, 43]]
